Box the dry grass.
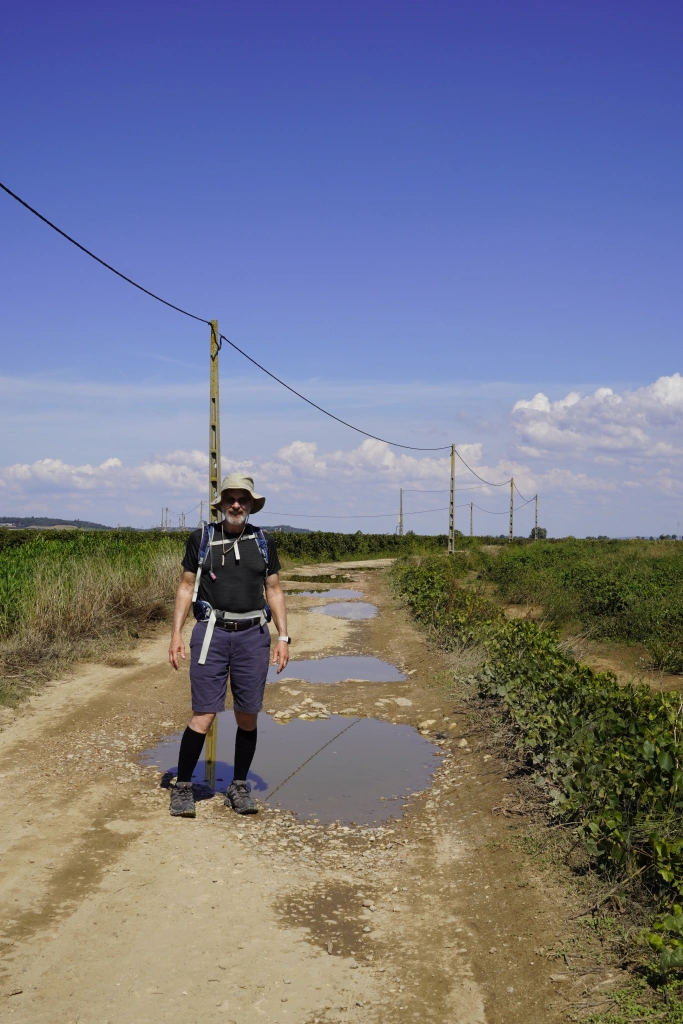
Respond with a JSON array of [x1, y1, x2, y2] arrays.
[[0, 539, 181, 705]]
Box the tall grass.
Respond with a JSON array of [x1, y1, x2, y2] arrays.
[[0, 530, 185, 703], [0, 527, 450, 704]]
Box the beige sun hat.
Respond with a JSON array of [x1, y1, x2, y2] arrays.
[[211, 473, 266, 513]]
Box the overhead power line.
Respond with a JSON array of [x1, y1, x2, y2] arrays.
[[217, 334, 449, 451], [0, 182, 210, 325], [0, 181, 516, 478], [513, 481, 532, 503], [258, 506, 459, 519], [472, 495, 536, 515]]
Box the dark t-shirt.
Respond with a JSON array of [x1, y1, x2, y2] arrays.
[[181, 523, 281, 613]]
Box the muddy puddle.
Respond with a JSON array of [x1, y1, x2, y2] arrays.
[[266, 655, 406, 684], [142, 713, 442, 824], [311, 601, 378, 619], [288, 588, 365, 599]]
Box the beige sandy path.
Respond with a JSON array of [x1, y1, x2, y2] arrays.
[[0, 561, 602, 1024]]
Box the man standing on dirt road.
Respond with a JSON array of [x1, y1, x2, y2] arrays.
[[168, 473, 290, 818]]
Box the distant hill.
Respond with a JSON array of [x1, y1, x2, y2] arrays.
[[259, 524, 312, 534], [0, 516, 115, 530]]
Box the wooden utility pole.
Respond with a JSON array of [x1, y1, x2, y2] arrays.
[[398, 488, 404, 537], [209, 320, 221, 524], [206, 319, 221, 780], [470, 501, 473, 537], [534, 494, 538, 540], [448, 444, 455, 554], [204, 715, 217, 790], [509, 478, 514, 542]]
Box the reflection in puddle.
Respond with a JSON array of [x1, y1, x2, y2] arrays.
[[141, 713, 442, 824], [289, 588, 365, 599], [266, 655, 406, 684], [311, 602, 378, 619]]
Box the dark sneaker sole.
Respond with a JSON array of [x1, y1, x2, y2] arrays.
[[224, 798, 258, 815]]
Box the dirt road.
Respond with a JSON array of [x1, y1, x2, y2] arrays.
[[0, 563, 615, 1023]]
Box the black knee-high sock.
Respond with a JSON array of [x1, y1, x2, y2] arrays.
[[233, 726, 257, 782], [176, 726, 206, 783]]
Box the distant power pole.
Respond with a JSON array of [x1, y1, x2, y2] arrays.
[[160, 508, 164, 531], [509, 478, 514, 543], [534, 494, 538, 541], [398, 488, 404, 537], [209, 320, 221, 524], [180, 511, 186, 530], [470, 501, 473, 537], [198, 500, 205, 528], [448, 444, 455, 554]]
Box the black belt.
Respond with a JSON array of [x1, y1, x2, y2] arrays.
[[213, 617, 261, 632]]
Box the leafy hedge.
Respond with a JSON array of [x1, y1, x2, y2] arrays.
[[268, 530, 448, 562], [393, 555, 683, 962], [480, 539, 683, 672]]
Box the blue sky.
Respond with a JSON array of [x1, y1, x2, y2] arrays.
[[1, 1, 682, 535]]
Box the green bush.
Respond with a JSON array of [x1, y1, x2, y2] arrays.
[[393, 555, 683, 914], [480, 538, 683, 672]]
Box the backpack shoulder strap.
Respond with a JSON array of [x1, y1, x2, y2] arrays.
[[253, 527, 270, 574], [192, 524, 214, 603], [197, 522, 214, 566]]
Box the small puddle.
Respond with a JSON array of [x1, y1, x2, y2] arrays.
[[311, 602, 378, 619], [288, 588, 365, 599], [141, 713, 442, 824], [266, 655, 406, 684]]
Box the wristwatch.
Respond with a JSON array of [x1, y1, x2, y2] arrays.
[[278, 635, 291, 644]]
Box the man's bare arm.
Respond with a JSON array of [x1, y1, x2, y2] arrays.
[[265, 573, 289, 673], [168, 571, 195, 670]]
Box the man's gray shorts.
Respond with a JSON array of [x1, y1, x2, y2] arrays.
[[189, 620, 271, 714]]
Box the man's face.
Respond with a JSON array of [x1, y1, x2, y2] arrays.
[[221, 490, 253, 525]]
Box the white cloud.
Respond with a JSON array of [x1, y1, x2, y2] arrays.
[[1, 372, 682, 533], [512, 373, 683, 458]]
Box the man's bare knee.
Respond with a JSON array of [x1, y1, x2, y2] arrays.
[[188, 712, 216, 734], [234, 710, 258, 732]]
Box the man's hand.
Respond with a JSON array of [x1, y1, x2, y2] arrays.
[[169, 631, 186, 671], [271, 639, 290, 674]]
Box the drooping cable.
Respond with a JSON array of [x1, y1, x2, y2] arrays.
[[0, 182, 210, 325], [218, 334, 451, 452], [258, 506, 459, 519], [513, 481, 532, 503], [471, 495, 536, 515], [0, 181, 529, 477]]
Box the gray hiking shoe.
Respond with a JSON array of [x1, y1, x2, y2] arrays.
[[170, 781, 196, 818], [225, 780, 257, 815]]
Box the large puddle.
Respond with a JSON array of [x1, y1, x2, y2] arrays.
[[288, 588, 365, 599], [311, 602, 378, 619], [266, 655, 406, 684], [141, 713, 442, 824]]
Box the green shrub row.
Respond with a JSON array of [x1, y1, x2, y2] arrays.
[[479, 539, 683, 672], [393, 555, 683, 961]]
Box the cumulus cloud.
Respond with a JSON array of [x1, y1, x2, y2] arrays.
[[512, 373, 683, 458], [2, 373, 683, 531]]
